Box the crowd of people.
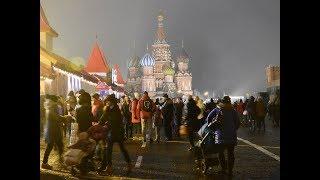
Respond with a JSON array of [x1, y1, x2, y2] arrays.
[[40, 89, 280, 177]]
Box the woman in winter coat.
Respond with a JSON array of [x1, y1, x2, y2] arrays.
[[98, 95, 132, 175], [41, 95, 66, 170]]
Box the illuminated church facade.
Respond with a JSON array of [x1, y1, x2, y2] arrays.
[[126, 11, 193, 98]]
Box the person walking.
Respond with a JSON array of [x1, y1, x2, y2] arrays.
[[236, 99, 245, 126], [131, 93, 141, 136], [153, 102, 163, 143], [246, 96, 257, 129], [174, 97, 184, 138], [137, 91, 156, 143], [40, 95, 46, 138], [121, 96, 132, 139], [255, 97, 267, 132], [161, 94, 175, 141], [195, 96, 206, 126], [186, 95, 201, 151], [41, 95, 66, 170], [205, 96, 240, 177], [98, 95, 132, 175]]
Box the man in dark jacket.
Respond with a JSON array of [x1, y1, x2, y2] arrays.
[[75, 93, 93, 133], [160, 94, 175, 141], [98, 95, 132, 175], [186, 95, 201, 150], [205, 96, 240, 177]]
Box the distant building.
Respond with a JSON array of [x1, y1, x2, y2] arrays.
[[266, 65, 280, 96], [125, 11, 193, 98]]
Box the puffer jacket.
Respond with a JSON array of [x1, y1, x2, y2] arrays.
[[137, 94, 156, 120], [131, 98, 141, 124]]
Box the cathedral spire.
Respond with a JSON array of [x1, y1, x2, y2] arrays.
[[182, 40, 184, 48], [155, 10, 166, 43]]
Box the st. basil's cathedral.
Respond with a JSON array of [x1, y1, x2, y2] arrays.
[[126, 11, 193, 98]]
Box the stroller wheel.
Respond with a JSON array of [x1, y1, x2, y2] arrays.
[[200, 160, 208, 175], [70, 167, 77, 176]]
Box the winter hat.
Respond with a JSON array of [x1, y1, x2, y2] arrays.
[[222, 96, 231, 104]]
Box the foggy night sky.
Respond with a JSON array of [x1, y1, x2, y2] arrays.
[[41, 0, 279, 95]]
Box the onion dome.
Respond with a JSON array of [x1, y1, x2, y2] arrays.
[[177, 47, 189, 63], [140, 53, 155, 67], [163, 65, 175, 76], [128, 55, 140, 68]]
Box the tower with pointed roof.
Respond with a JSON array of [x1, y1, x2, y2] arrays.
[[112, 64, 125, 87], [175, 41, 193, 95], [85, 41, 112, 83], [151, 10, 173, 92], [40, 4, 58, 51]]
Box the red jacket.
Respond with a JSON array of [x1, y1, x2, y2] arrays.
[[236, 102, 244, 114], [131, 98, 140, 124], [137, 94, 156, 120]]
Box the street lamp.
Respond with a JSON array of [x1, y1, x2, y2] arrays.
[[204, 91, 209, 96]]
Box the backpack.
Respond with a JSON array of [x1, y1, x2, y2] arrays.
[[141, 99, 153, 112]]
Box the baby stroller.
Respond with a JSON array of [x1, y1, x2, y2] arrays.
[[64, 132, 97, 177], [194, 121, 224, 175]]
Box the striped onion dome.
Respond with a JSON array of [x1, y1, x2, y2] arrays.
[[140, 53, 155, 67], [163, 65, 175, 76], [128, 55, 140, 68]]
